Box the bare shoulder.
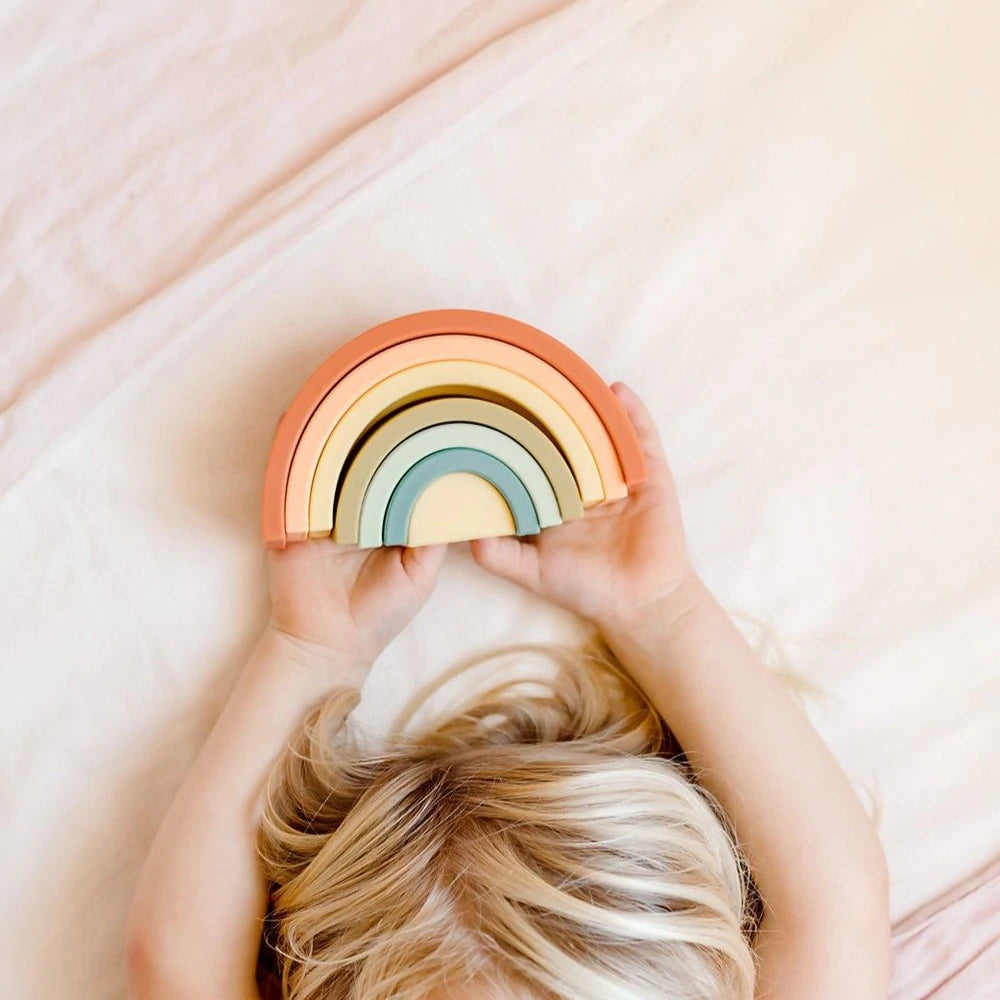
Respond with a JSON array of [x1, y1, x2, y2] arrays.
[[753, 905, 892, 999]]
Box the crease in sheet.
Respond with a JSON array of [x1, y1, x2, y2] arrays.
[[0, 0, 668, 504]]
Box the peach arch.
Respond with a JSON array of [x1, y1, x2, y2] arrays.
[[286, 333, 625, 539]]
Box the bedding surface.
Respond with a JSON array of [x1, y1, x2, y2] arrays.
[[2, 1, 998, 997], [890, 859, 1000, 999]]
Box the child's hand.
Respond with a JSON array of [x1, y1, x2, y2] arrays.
[[268, 540, 447, 667], [469, 383, 697, 636]]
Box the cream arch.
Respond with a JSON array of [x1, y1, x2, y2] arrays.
[[305, 360, 605, 538]]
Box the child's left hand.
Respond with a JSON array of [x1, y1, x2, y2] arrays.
[[267, 540, 447, 667]]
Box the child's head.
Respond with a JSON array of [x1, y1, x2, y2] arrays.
[[258, 642, 755, 1000]]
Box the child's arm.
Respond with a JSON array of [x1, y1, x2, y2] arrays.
[[471, 383, 891, 999], [127, 541, 447, 1000]]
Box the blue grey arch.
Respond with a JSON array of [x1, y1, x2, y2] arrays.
[[382, 447, 540, 546]]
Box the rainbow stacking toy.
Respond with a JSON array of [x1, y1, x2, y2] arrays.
[[261, 309, 647, 549]]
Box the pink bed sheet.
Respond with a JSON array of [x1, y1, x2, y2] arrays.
[[1, 0, 574, 492], [891, 859, 1000, 999]]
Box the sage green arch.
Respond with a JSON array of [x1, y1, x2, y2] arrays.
[[356, 422, 559, 548]]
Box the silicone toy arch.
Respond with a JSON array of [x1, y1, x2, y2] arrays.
[[333, 397, 583, 545], [261, 309, 647, 549]]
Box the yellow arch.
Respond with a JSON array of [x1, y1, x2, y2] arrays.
[[285, 334, 626, 540], [306, 360, 604, 538]]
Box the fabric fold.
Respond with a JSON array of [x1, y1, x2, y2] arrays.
[[0, 0, 667, 500]]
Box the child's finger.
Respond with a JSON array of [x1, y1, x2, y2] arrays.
[[468, 535, 541, 593], [611, 381, 672, 484], [583, 495, 630, 519], [400, 542, 448, 583], [611, 381, 663, 453]]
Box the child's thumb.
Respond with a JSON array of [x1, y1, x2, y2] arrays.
[[468, 535, 540, 592]]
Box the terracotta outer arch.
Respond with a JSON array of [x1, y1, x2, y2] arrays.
[[261, 309, 647, 548]]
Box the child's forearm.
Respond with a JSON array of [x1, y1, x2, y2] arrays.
[[601, 575, 891, 997], [127, 627, 366, 1000]]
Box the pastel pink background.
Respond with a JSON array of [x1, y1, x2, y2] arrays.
[[2, 1, 998, 996]]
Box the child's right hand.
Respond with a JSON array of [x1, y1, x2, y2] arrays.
[[469, 382, 700, 637]]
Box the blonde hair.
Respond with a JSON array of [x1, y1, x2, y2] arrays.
[[258, 639, 756, 1000]]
